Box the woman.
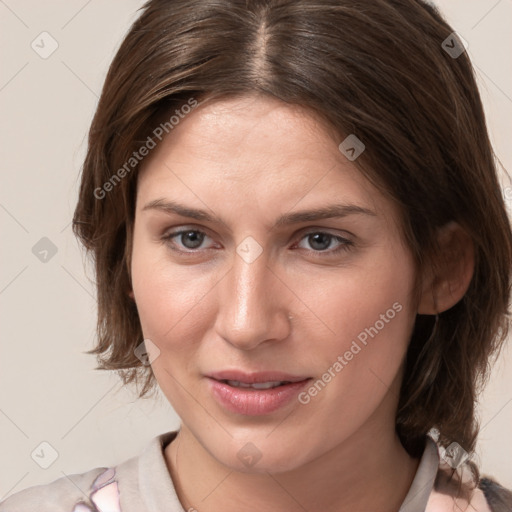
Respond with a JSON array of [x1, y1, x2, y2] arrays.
[[2, 0, 511, 511]]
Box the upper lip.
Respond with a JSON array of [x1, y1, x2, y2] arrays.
[[207, 370, 311, 384]]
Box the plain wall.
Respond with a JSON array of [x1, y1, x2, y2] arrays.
[[1, 0, 511, 499]]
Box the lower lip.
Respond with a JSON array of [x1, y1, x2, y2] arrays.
[[207, 378, 311, 416]]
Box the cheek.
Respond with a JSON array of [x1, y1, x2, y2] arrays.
[[294, 247, 416, 350], [130, 238, 214, 346], [289, 243, 417, 399], [298, 245, 417, 415]]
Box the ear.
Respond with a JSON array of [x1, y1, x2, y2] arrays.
[[417, 221, 475, 314], [128, 289, 135, 299]]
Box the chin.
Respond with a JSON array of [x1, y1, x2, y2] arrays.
[[207, 435, 314, 475]]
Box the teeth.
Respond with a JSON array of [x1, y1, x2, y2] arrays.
[[226, 380, 286, 389]]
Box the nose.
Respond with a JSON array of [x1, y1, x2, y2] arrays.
[[214, 247, 292, 351]]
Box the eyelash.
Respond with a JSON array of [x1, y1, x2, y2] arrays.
[[161, 228, 354, 258]]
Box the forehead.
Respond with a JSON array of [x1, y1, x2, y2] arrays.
[[135, 94, 396, 225], [143, 94, 341, 169]]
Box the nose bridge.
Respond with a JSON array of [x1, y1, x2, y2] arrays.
[[231, 251, 272, 326], [216, 247, 289, 349]]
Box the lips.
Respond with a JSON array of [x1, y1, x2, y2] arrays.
[[206, 370, 312, 415], [224, 380, 287, 389], [207, 370, 310, 384]]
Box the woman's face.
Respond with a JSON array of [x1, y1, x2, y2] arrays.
[[130, 94, 419, 472]]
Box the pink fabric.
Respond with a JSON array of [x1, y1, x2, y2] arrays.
[[71, 468, 121, 512]]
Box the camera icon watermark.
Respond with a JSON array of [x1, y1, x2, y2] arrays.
[[31, 441, 59, 469], [236, 236, 263, 264], [32, 237, 58, 263], [441, 441, 469, 469], [502, 186, 512, 202], [338, 134, 365, 161], [441, 31, 468, 59], [31, 31, 59, 59], [134, 338, 160, 366], [237, 442, 262, 467]]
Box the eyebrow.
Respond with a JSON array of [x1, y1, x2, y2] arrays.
[[142, 198, 376, 229]]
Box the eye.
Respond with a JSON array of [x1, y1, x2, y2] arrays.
[[162, 229, 215, 252], [295, 231, 354, 256], [161, 227, 354, 257]]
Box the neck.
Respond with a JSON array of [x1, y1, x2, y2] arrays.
[[165, 416, 420, 512]]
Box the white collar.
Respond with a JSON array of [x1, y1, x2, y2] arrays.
[[399, 437, 439, 512]]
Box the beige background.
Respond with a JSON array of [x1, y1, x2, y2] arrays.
[[1, 0, 511, 500]]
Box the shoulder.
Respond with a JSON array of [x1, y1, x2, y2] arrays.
[[479, 476, 512, 512], [426, 463, 512, 512], [0, 431, 178, 512], [0, 466, 120, 512]]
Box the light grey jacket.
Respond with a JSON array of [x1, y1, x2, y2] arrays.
[[1, 431, 510, 512]]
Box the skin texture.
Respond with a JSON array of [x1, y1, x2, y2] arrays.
[[129, 94, 475, 512]]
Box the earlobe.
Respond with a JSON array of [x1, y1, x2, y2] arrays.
[[417, 221, 475, 315]]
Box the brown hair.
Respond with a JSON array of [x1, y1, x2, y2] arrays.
[[73, 0, 512, 468]]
